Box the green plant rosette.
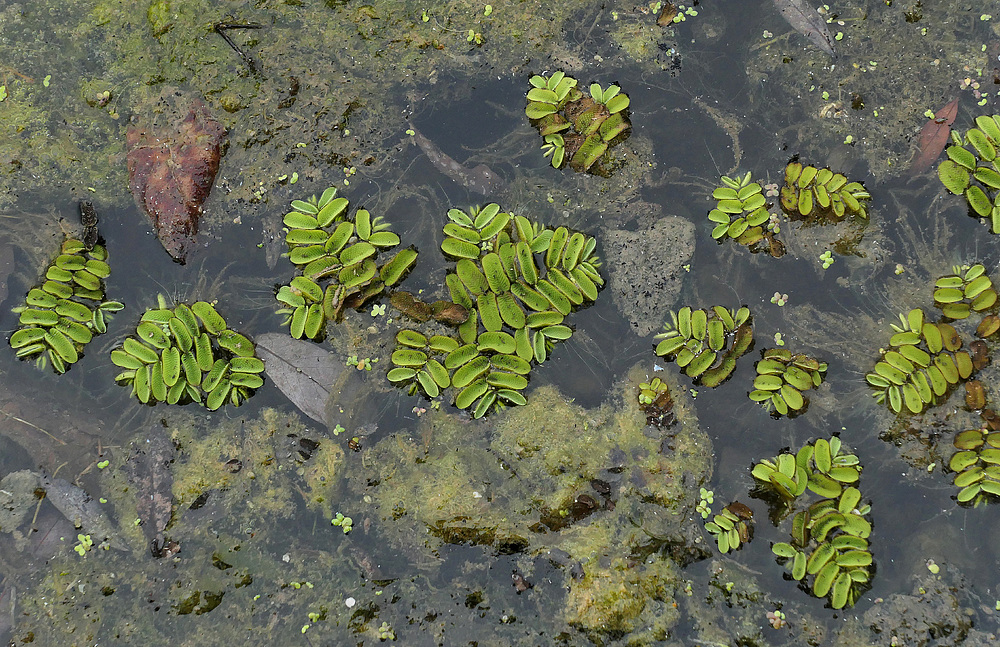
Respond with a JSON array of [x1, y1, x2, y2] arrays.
[[275, 186, 416, 341], [708, 172, 773, 246], [932, 263, 998, 320], [755, 437, 873, 609], [388, 203, 603, 418], [653, 305, 754, 387], [9, 238, 122, 374], [112, 297, 263, 411], [526, 72, 631, 174], [865, 307, 975, 415], [749, 348, 827, 417], [779, 161, 870, 223], [704, 503, 753, 554], [938, 115, 1000, 232], [949, 428, 1000, 506]]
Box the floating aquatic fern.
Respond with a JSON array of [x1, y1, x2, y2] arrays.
[[753, 437, 873, 610], [932, 263, 998, 320], [704, 501, 754, 554], [779, 161, 870, 222], [275, 187, 416, 340], [949, 428, 1000, 506], [525, 71, 631, 175], [865, 308, 975, 415], [749, 348, 827, 417], [653, 305, 754, 387], [708, 172, 784, 256], [388, 203, 603, 418], [9, 238, 122, 373], [937, 114, 1000, 231], [112, 296, 263, 411]]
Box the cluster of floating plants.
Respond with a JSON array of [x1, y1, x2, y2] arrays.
[[704, 501, 754, 554], [754, 437, 873, 609], [111, 297, 263, 411], [932, 263, 998, 320], [653, 305, 754, 387], [779, 161, 870, 223], [937, 114, 1000, 231], [9, 238, 122, 373], [525, 71, 631, 175], [637, 376, 675, 427], [865, 307, 977, 415], [949, 428, 1000, 506], [388, 204, 603, 417], [275, 187, 416, 340], [708, 172, 782, 255], [749, 349, 827, 417]]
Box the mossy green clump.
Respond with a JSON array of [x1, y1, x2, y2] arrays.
[[753, 437, 873, 610], [9, 237, 122, 373], [653, 305, 754, 387], [938, 115, 1000, 231], [111, 296, 263, 410], [387, 203, 603, 417], [525, 71, 631, 175], [275, 186, 416, 340]]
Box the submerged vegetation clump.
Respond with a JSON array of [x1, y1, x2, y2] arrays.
[[275, 187, 416, 340], [388, 204, 603, 417], [111, 297, 264, 410], [749, 348, 827, 417], [525, 71, 631, 175], [653, 305, 754, 387], [753, 437, 873, 610], [9, 238, 122, 373], [938, 114, 1000, 231]]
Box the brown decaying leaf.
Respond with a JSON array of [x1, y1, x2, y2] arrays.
[[256, 333, 344, 426], [908, 98, 959, 176], [126, 98, 226, 263], [771, 0, 835, 56], [124, 426, 175, 557]]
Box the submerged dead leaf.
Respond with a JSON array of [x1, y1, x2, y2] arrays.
[[256, 333, 344, 426], [124, 426, 175, 557]]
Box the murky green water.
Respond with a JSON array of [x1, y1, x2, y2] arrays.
[[3, 1, 1000, 645]]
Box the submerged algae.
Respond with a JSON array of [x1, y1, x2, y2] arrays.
[[355, 364, 711, 642]]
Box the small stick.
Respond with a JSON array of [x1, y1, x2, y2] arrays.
[[213, 22, 264, 75]]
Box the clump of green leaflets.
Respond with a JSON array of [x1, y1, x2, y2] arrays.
[[653, 305, 754, 387], [749, 349, 827, 417], [932, 263, 998, 320], [525, 71, 631, 175], [388, 204, 603, 418], [275, 187, 416, 340], [704, 501, 754, 554], [708, 172, 784, 256], [9, 238, 122, 373], [779, 161, 870, 222], [111, 296, 263, 411], [865, 307, 975, 415], [937, 115, 1000, 231], [753, 437, 873, 610], [949, 429, 1000, 506]]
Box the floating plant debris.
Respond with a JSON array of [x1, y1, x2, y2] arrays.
[[704, 501, 754, 554], [937, 114, 1000, 231], [748, 348, 827, 417], [653, 306, 754, 387], [275, 187, 416, 340], [708, 172, 784, 256], [388, 203, 603, 417], [9, 238, 122, 373], [865, 308, 975, 415], [638, 376, 675, 427], [932, 263, 998, 320], [949, 428, 1000, 506], [754, 437, 873, 610], [112, 296, 263, 410], [525, 71, 631, 175], [779, 161, 870, 223]]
